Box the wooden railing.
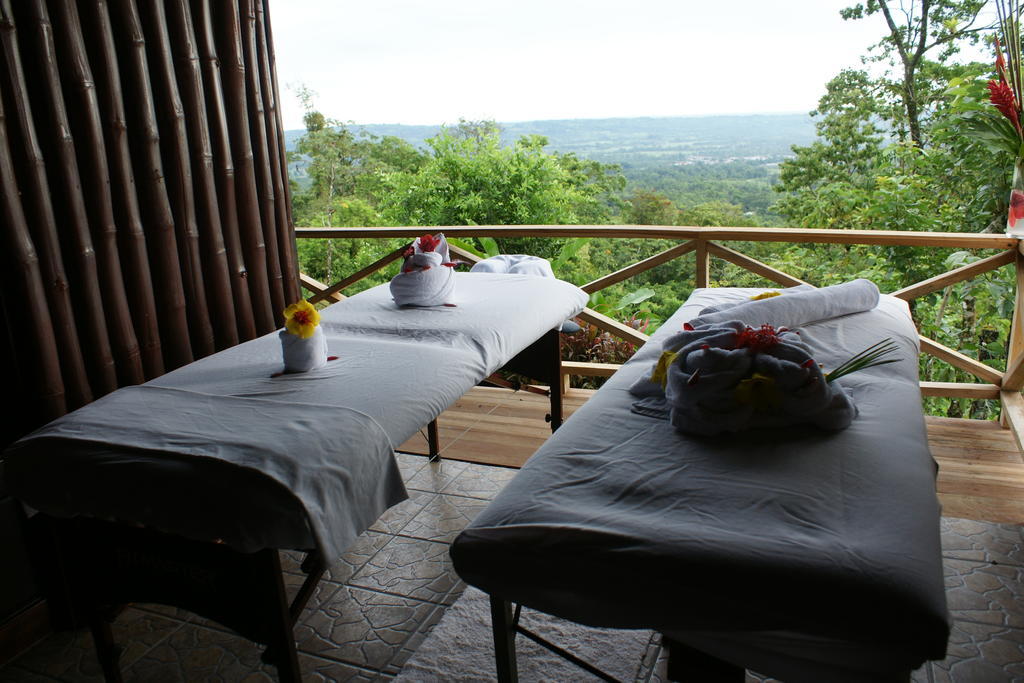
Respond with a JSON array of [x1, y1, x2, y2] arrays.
[[294, 225, 1024, 447]]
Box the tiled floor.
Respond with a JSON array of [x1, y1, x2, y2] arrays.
[[1, 456, 1023, 682]]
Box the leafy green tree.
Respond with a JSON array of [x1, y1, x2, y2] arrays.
[[378, 121, 624, 257], [841, 0, 989, 145], [624, 190, 677, 225]]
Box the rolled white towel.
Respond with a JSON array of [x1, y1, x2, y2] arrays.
[[470, 254, 555, 278], [390, 233, 456, 307], [280, 326, 329, 373], [689, 279, 880, 330]]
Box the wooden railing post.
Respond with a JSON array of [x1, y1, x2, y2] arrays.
[[1001, 249, 1024, 437], [695, 239, 709, 288]]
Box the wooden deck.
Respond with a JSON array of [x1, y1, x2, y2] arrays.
[[399, 386, 1024, 525]]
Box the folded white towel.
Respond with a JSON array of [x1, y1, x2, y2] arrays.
[[470, 254, 555, 278], [280, 326, 329, 373], [689, 279, 879, 330], [390, 233, 456, 307]]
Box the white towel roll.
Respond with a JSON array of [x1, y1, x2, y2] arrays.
[[280, 326, 329, 373], [689, 279, 880, 330], [470, 254, 555, 278]]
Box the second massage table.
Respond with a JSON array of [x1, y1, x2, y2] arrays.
[[451, 286, 950, 682], [1, 271, 588, 682]]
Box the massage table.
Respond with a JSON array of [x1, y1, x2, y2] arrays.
[[451, 287, 951, 683], [0, 272, 588, 682]]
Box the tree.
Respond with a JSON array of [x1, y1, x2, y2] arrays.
[[378, 122, 625, 255], [841, 0, 988, 146]]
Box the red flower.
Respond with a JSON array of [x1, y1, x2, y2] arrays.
[[734, 324, 782, 353], [989, 79, 1023, 135], [418, 234, 441, 252], [1010, 190, 1024, 228]]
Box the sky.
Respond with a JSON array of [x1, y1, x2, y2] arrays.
[[267, 0, 993, 130]]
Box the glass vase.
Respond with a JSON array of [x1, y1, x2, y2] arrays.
[[1008, 158, 1024, 236]]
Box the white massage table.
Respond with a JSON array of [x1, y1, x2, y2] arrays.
[[451, 287, 950, 683], [0, 272, 588, 683]]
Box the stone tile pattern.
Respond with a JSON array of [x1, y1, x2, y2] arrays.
[[1, 456, 1023, 682]]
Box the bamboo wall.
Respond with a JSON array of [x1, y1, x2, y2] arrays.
[[0, 0, 298, 443]]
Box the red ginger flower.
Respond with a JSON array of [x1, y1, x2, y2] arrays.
[[989, 79, 1023, 136], [418, 234, 441, 252], [734, 324, 783, 353]]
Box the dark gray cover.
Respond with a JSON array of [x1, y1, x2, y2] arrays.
[[1, 273, 588, 556], [451, 288, 949, 681]]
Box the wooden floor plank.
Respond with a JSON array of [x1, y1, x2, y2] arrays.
[[423, 387, 1024, 524]]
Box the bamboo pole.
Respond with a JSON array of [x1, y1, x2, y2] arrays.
[[165, 0, 239, 351], [136, 0, 216, 359], [213, 0, 276, 334], [0, 67, 66, 424], [582, 241, 697, 294], [22, 0, 115, 397], [705, 242, 810, 287], [102, 0, 195, 371], [257, 0, 299, 304], [240, 0, 285, 318], [47, 1, 141, 391], [295, 226, 1017, 250], [0, 0, 91, 409], [193, 0, 256, 341], [85, 0, 165, 379]]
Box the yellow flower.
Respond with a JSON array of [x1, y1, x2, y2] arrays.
[[650, 350, 678, 388], [750, 291, 782, 301], [283, 300, 320, 339], [734, 372, 780, 412]]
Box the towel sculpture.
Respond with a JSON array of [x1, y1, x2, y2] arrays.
[[630, 279, 883, 436], [390, 233, 457, 306], [469, 254, 555, 278], [280, 300, 329, 373]]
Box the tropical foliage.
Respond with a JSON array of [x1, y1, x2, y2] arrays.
[[288, 0, 1019, 417]]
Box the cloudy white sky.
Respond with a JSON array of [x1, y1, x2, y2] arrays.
[[268, 0, 993, 129]]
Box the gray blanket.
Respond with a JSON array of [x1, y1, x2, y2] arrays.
[[2, 273, 588, 558], [451, 287, 949, 681]]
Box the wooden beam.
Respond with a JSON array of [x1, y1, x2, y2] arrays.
[[694, 240, 709, 288], [447, 242, 483, 265], [920, 382, 1000, 399], [299, 273, 344, 303], [295, 226, 1018, 250], [560, 360, 622, 377], [576, 307, 650, 346], [891, 250, 1016, 301], [706, 242, 810, 287], [1005, 253, 1024, 396], [999, 390, 1024, 454], [919, 336, 1004, 385], [307, 244, 407, 304], [582, 241, 696, 294]]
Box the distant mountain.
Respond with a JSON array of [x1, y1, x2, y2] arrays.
[[283, 113, 816, 168]]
